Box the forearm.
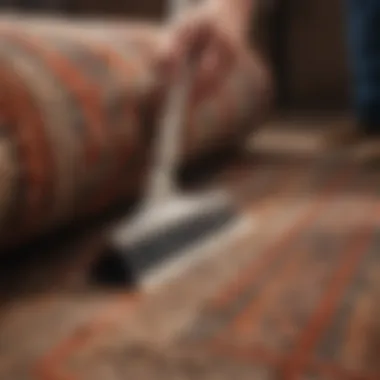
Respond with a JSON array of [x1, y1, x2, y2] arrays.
[[209, 0, 253, 37], [220, 0, 253, 18]]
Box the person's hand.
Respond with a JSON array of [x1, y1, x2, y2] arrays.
[[156, 0, 248, 95]]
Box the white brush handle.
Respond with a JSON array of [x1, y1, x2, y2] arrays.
[[146, 0, 194, 204], [169, 0, 192, 18]]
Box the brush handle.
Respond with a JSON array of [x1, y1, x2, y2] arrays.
[[169, 0, 193, 18], [146, 0, 194, 204]]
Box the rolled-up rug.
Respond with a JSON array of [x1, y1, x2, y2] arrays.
[[0, 14, 269, 249]]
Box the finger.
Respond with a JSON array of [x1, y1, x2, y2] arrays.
[[195, 47, 220, 93], [212, 25, 236, 72], [154, 31, 185, 83], [195, 30, 236, 96]]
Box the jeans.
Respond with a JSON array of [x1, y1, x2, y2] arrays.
[[346, 0, 380, 132]]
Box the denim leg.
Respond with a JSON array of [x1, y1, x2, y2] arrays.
[[346, 0, 380, 131]]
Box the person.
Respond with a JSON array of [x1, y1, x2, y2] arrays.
[[346, 0, 380, 146], [325, 0, 380, 158], [156, 0, 260, 97], [160, 0, 380, 160]]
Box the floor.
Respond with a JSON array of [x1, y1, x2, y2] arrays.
[[1, 120, 380, 380]]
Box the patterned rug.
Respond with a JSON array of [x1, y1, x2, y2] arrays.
[[1, 151, 380, 380]]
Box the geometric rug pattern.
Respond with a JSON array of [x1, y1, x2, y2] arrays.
[[1, 151, 380, 380]]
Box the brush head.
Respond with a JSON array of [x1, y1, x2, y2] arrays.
[[93, 192, 237, 287]]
